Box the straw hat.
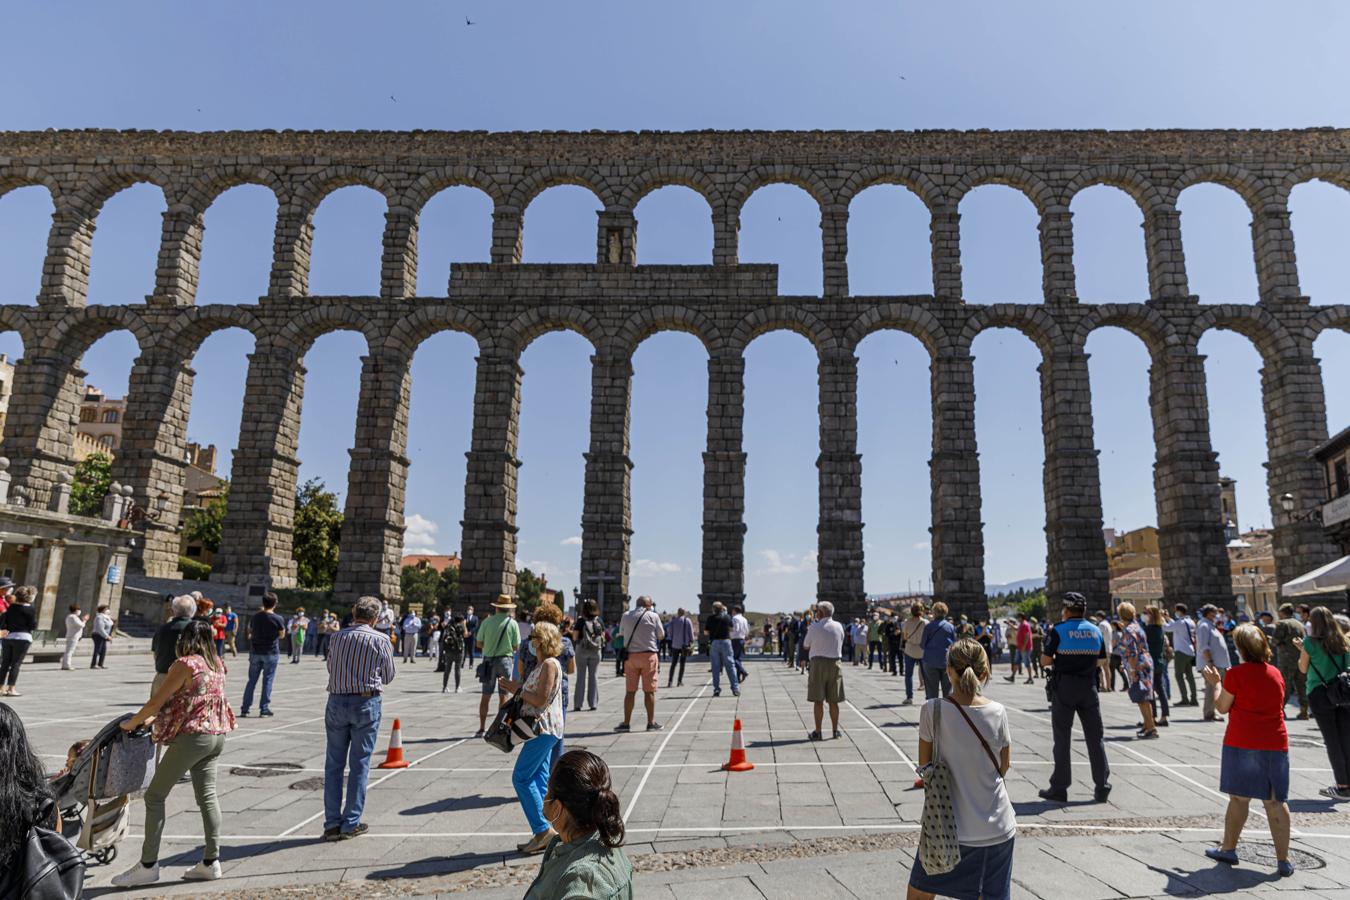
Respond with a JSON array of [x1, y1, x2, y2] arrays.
[[491, 594, 516, 610]]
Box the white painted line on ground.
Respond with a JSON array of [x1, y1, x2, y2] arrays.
[[277, 736, 470, 837], [622, 679, 711, 823], [844, 699, 916, 770]]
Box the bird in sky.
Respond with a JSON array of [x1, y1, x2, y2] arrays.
[[390, 95, 397, 102], [466, 16, 475, 25], [899, 75, 907, 80]]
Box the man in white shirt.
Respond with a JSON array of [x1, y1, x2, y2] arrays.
[[616, 595, 666, 732], [802, 601, 846, 741], [1195, 604, 1231, 721], [730, 606, 751, 685], [1165, 604, 1198, 706], [850, 619, 867, 666], [1094, 612, 1115, 692], [61, 605, 88, 670]]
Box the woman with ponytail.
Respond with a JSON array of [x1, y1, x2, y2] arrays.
[[525, 749, 633, 898], [908, 637, 1016, 900]]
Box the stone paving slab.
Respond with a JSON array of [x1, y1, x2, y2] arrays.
[[9, 649, 1350, 897]]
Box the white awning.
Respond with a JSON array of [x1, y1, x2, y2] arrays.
[[1281, 555, 1350, 596]]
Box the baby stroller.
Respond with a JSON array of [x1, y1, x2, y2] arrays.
[[49, 713, 156, 865]]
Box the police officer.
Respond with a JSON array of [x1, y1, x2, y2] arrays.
[[1039, 591, 1111, 803]]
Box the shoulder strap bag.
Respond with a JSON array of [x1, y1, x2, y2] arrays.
[[4, 799, 86, 900], [916, 700, 961, 876], [1307, 647, 1350, 708], [618, 611, 649, 664], [946, 698, 1003, 779]]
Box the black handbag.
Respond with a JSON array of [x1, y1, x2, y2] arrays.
[[483, 692, 542, 753], [1, 800, 86, 900], [1309, 650, 1350, 708]]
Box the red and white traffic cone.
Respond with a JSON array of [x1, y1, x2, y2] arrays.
[[721, 718, 754, 772], [377, 718, 410, 769]]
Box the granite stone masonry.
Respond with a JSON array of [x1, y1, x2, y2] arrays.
[[1, 128, 1348, 621]]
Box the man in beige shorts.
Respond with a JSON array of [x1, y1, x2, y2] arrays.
[[804, 601, 846, 741], [615, 595, 665, 732]]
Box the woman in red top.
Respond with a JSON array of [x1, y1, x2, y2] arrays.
[[1199, 623, 1294, 877]]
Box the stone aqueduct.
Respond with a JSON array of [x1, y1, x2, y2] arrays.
[[0, 128, 1347, 624]]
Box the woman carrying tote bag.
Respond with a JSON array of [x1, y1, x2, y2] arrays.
[[909, 637, 1016, 900]]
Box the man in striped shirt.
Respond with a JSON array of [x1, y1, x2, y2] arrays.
[[323, 595, 397, 841]]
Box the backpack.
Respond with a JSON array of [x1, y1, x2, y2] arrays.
[[578, 618, 603, 652], [1, 800, 86, 900]]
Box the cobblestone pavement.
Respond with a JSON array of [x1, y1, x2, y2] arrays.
[[11, 649, 1350, 898]]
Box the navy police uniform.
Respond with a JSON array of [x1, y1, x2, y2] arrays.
[[1043, 611, 1111, 798]]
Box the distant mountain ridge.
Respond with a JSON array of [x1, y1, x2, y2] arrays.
[[985, 577, 1046, 596]]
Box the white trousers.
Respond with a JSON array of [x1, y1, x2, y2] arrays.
[[61, 635, 81, 669]]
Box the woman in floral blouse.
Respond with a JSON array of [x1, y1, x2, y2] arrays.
[[112, 619, 237, 888], [1117, 602, 1159, 740]]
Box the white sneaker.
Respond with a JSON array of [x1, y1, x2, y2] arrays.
[[112, 863, 160, 887], [183, 860, 222, 881]]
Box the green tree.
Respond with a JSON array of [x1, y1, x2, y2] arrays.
[[1016, 589, 1048, 622], [70, 452, 113, 517], [515, 567, 547, 612], [182, 482, 229, 554], [437, 564, 460, 608], [293, 478, 343, 590], [401, 564, 440, 611]]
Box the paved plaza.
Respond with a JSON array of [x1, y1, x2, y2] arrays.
[[12, 649, 1350, 899]]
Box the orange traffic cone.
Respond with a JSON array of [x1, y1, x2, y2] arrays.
[[377, 718, 410, 769], [721, 718, 754, 772]]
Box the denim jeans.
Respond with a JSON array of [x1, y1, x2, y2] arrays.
[[903, 655, 922, 700], [241, 651, 279, 713], [710, 639, 739, 693], [514, 733, 560, 835], [923, 665, 951, 700], [731, 638, 748, 679], [324, 693, 382, 831]]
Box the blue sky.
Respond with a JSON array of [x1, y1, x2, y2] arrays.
[[1, 1, 1349, 611]]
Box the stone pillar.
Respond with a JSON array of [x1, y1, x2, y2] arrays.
[[701, 355, 747, 626], [112, 351, 193, 576], [597, 210, 637, 265], [213, 346, 304, 587], [713, 203, 738, 267], [0, 354, 85, 506], [1143, 205, 1190, 300], [1148, 345, 1234, 611], [268, 204, 313, 299], [930, 349, 984, 617], [817, 352, 865, 620], [29, 539, 66, 632], [149, 204, 204, 306], [1039, 206, 1077, 304], [1251, 202, 1302, 304], [821, 206, 849, 298], [930, 205, 962, 301], [1261, 352, 1341, 590], [580, 349, 633, 623], [490, 207, 523, 265], [380, 207, 419, 299], [1039, 349, 1110, 616], [38, 205, 95, 306], [334, 351, 413, 604], [459, 353, 523, 611]]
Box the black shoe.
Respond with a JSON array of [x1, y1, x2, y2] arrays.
[[260, 710, 274, 717], [1038, 788, 1068, 803], [340, 823, 369, 840], [807, 730, 823, 741], [713, 689, 722, 697], [738, 670, 750, 685], [1094, 785, 1112, 803], [646, 722, 663, 731], [322, 826, 342, 842], [614, 722, 631, 732], [832, 730, 841, 739], [239, 710, 250, 718]]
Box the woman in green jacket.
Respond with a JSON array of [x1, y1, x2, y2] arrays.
[[524, 749, 632, 899], [1298, 606, 1350, 800]]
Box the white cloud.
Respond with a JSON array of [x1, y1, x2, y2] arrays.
[[912, 541, 931, 551], [755, 549, 818, 575], [403, 514, 440, 555], [560, 536, 583, 546], [632, 559, 681, 576]]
